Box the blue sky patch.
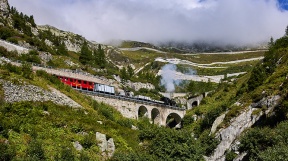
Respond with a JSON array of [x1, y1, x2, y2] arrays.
[[278, 0, 288, 10]]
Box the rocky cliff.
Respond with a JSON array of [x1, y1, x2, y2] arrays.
[[206, 95, 281, 161]]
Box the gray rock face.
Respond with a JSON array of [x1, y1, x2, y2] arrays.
[[206, 95, 281, 161], [2, 81, 82, 108], [96, 132, 107, 153], [0, 0, 9, 16], [96, 132, 115, 158], [107, 138, 115, 157], [210, 113, 226, 134], [73, 141, 83, 151], [39, 52, 52, 63], [125, 80, 155, 91]]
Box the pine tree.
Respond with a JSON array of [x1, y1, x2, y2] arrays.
[[120, 67, 128, 81], [56, 42, 68, 55], [286, 25, 288, 37], [97, 44, 106, 68], [79, 41, 92, 65], [268, 37, 274, 48], [127, 65, 134, 78]]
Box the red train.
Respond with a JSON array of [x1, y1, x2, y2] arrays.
[[57, 76, 94, 91]]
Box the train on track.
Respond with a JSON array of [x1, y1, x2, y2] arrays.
[[56, 75, 177, 107]]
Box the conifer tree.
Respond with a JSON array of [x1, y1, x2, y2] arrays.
[[79, 41, 92, 65], [97, 44, 106, 68]]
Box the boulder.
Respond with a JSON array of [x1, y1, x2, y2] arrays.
[[107, 138, 115, 157], [96, 132, 107, 152], [210, 113, 226, 134], [73, 141, 83, 151]]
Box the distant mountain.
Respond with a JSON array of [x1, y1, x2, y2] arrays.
[[158, 41, 268, 53]]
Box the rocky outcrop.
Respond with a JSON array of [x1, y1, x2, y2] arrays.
[[210, 113, 226, 134], [107, 138, 115, 158], [125, 80, 155, 91], [96, 132, 115, 158], [39, 52, 52, 63], [0, 0, 9, 16], [64, 39, 81, 52], [206, 95, 281, 161], [2, 80, 82, 108]]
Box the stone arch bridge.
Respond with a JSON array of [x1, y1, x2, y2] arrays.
[[85, 92, 186, 127]]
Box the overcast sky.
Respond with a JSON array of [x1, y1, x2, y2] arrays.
[[9, 0, 288, 45]]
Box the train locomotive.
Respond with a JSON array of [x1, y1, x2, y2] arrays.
[[160, 97, 177, 106]]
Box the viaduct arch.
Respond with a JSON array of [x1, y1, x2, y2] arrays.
[[90, 94, 185, 127]]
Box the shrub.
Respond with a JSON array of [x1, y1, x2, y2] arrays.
[[81, 134, 95, 149], [6, 37, 18, 44], [5, 63, 21, 74], [27, 139, 45, 160], [58, 147, 75, 161], [117, 118, 133, 128], [21, 62, 33, 79], [182, 114, 194, 127], [0, 142, 16, 161], [98, 105, 115, 121], [225, 150, 237, 161]]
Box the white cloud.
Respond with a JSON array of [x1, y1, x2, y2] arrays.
[[8, 0, 288, 45]]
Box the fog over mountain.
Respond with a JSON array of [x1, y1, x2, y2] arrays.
[[9, 0, 288, 45]]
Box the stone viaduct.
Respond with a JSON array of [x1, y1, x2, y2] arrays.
[[86, 93, 186, 127]]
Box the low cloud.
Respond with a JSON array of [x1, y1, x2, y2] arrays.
[[9, 0, 288, 45]]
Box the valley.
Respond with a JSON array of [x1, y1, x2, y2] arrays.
[[1, 0, 288, 161]]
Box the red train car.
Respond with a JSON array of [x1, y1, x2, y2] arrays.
[[57, 76, 94, 91]]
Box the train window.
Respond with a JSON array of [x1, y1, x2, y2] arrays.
[[89, 82, 92, 85], [84, 81, 87, 84]]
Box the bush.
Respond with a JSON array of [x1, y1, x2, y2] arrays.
[[81, 134, 95, 149], [0, 142, 16, 161], [5, 63, 21, 74], [225, 150, 237, 161], [36, 70, 62, 86], [27, 139, 45, 160], [182, 114, 194, 127], [57, 147, 75, 161], [6, 37, 18, 44], [99, 105, 115, 121], [117, 118, 133, 128], [21, 62, 33, 79]]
